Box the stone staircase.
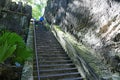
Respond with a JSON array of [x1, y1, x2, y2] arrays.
[[33, 25, 83, 80]]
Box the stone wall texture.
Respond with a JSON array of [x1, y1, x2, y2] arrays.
[[44, 0, 120, 73], [0, 0, 32, 41]]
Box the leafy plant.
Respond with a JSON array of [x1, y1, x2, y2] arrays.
[[12, 0, 47, 19], [32, 4, 42, 19], [0, 31, 32, 65], [0, 42, 16, 63]]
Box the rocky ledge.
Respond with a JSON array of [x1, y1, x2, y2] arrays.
[[44, 0, 120, 78]]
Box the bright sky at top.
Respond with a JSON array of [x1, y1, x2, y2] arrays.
[[12, 0, 47, 17]]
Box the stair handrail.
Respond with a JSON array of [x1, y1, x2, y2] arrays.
[[33, 22, 40, 80]]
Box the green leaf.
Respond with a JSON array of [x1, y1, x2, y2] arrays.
[[0, 42, 16, 63], [2, 45, 17, 62], [0, 31, 32, 65], [0, 43, 7, 63]]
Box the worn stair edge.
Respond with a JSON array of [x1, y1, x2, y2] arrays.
[[40, 60, 72, 62], [40, 72, 80, 78], [38, 68, 78, 72], [61, 77, 84, 80], [21, 23, 34, 80], [37, 53, 67, 55], [39, 63, 75, 67], [38, 56, 70, 59]]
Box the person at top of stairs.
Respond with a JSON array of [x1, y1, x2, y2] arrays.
[[39, 16, 44, 24]]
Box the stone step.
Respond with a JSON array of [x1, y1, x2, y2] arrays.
[[34, 68, 78, 77], [37, 47, 63, 50], [37, 53, 67, 56], [39, 68, 78, 72], [61, 77, 84, 80], [38, 63, 76, 69], [33, 76, 83, 80], [34, 57, 70, 61], [40, 72, 80, 80], [33, 60, 73, 67], [39, 60, 72, 65], [37, 50, 65, 53], [37, 50, 64, 53], [33, 25, 82, 80], [36, 44, 61, 47], [36, 46, 63, 49], [36, 43, 61, 45]]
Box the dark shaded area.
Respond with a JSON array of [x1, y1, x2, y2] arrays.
[[0, 0, 32, 80], [113, 33, 120, 42], [0, 1, 32, 42], [0, 0, 6, 7], [0, 64, 23, 80], [113, 0, 120, 2]]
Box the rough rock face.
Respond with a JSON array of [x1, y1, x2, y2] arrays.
[[0, 0, 11, 11], [45, 0, 120, 73], [0, 0, 32, 41]]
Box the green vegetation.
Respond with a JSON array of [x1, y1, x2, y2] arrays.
[[12, 0, 47, 19], [32, 4, 42, 19], [0, 31, 32, 65], [31, 0, 47, 19]]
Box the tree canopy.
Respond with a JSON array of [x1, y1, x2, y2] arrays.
[[12, 0, 47, 19]]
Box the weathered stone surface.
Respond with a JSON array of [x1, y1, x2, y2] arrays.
[[0, 1, 32, 79], [9, 2, 18, 11], [0, 0, 32, 41], [44, 0, 120, 76], [0, 0, 11, 10], [0, 0, 6, 8], [23, 4, 32, 26]]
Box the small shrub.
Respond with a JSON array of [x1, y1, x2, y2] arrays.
[[0, 31, 32, 65]]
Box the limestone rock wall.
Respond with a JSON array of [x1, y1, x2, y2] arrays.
[[0, 0, 32, 41], [44, 0, 120, 73], [0, 0, 11, 11]]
